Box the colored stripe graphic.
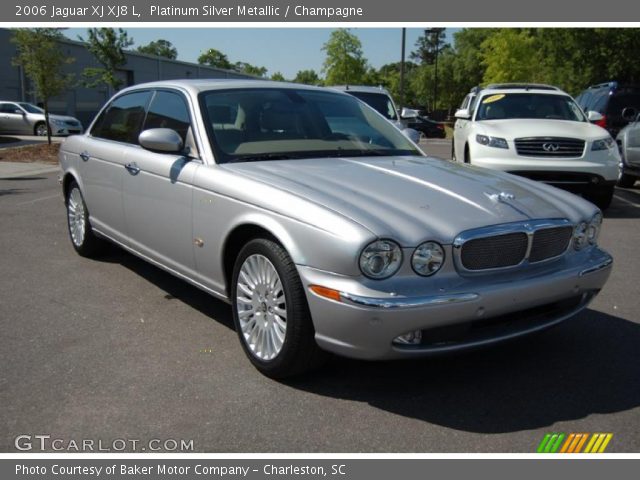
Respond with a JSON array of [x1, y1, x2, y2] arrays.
[[538, 433, 613, 453]]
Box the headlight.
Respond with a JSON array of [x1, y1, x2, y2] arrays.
[[591, 137, 615, 151], [51, 119, 66, 126], [411, 241, 445, 276], [586, 212, 603, 245], [573, 222, 589, 250], [359, 240, 402, 279], [476, 134, 508, 149]]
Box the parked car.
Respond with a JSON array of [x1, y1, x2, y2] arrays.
[[453, 83, 620, 209], [0, 101, 83, 136], [616, 107, 640, 188], [328, 85, 420, 143], [575, 82, 640, 138], [402, 113, 446, 139], [60, 80, 613, 378]]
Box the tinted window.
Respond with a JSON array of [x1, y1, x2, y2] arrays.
[[19, 103, 43, 114], [0, 104, 19, 113], [142, 91, 191, 143], [348, 92, 397, 120], [91, 91, 151, 144]]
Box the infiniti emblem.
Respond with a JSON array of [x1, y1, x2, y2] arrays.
[[542, 142, 560, 152]]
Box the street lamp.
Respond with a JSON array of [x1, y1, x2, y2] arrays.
[[424, 27, 444, 115]]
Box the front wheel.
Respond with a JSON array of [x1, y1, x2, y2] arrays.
[[34, 122, 48, 137], [231, 238, 325, 378], [617, 172, 637, 188], [584, 185, 615, 210]]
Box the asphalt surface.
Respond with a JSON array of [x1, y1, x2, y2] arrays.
[[1, 143, 639, 452]]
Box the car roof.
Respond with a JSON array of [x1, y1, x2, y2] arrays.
[[328, 85, 392, 95], [471, 83, 569, 96], [117, 79, 343, 97]]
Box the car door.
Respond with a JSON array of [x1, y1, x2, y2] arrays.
[[626, 121, 640, 168], [121, 89, 200, 277], [78, 90, 152, 242], [0, 103, 29, 134]]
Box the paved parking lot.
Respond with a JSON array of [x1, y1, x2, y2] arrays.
[[1, 144, 639, 452]]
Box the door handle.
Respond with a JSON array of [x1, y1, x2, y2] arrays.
[[124, 162, 140, 176], [80, 151, 90, 162]]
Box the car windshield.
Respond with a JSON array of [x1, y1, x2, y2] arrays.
[[475, 93, 586, 122], [19, 103, 44, 114], [200, 88, 420, 163], [347, 91, 398, 120]]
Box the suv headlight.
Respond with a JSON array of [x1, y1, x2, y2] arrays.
[[359, 240, 402, 279], [591, 137, 615, 151], [476, 134, 508, 149], [411, 241, 445, 276], [586, 212, 603, 245]]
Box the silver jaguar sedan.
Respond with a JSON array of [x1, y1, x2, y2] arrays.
[[59, 80, 613, 378]]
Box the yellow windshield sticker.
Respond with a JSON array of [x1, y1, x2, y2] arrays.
[[482, 94, 505, 104]]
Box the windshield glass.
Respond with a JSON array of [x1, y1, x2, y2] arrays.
[[347, 91, 398, 120], [475, 93, 586, 122], [19, 103, 44, 114], [200, 88, 420, 163]]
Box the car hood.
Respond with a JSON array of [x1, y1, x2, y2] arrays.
[[48, 114, 81, 123], [476, 119, 609, 140], [224, 156, 595, 246]]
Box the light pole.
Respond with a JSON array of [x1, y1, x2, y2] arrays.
[[399, 28, 406, 109], [424, 28, 444, 114]]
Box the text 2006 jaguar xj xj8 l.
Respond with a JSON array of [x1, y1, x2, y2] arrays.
[[59, 80, 613, 378]]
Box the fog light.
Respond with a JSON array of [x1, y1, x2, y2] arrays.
[[393, 330, 423, 345]]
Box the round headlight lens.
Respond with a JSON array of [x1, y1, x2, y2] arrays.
[[412, 241, 445, 276], [359, 240, 402, 279], [573, 222, 589, 250], [587, 212, 603, 245]]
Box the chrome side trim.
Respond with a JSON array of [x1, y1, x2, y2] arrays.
[[579, 253, 613, 277], [452, 218, 573, 274], [339, 291, 479, 309]]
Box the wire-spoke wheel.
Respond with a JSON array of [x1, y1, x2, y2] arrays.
[[236, 254, 287, 361], [231, 238, 325, 378], [65, 180, 104, 257]]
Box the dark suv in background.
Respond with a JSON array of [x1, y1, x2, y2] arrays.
[[576, 82, 640, 138]]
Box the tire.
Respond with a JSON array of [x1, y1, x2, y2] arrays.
[[34, 122, 48, 137], [231, 238, 325, 379], [65, 181, 105, 257], [617, 173, 637, 188], [584, 185, 615, 210]]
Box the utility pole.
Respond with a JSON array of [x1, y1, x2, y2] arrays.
[[424, 27, 444, 114], [399, 28, 406, 110]]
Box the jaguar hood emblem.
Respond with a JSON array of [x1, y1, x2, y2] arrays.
[[486, 191, 516, 203]]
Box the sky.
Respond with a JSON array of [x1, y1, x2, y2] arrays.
[[64, 28, 458, 79]]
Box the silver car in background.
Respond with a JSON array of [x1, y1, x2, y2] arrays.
[[0, 101, 83, 136], [59, 80, 613, 378], [616, 107, 640, 188]]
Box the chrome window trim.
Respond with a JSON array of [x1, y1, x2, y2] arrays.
[[452, 218, 574, 274]]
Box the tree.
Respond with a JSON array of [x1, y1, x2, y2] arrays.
[[411, 28, 448, 65], [198, 48, 232, 69], [80, 28, 133, 93], [270, 72, 286, 82], [481, 29, 541, 84], [322, 29, 368, 85], [293, 69, 322, 85], [234, 62, 267, 78], [12, 28, 74, 144], [137, 39, 177, 59]]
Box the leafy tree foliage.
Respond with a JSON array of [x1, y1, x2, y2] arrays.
[[293, 69, 322, 85], [137, 39, 178, 60], [322, 29, 368, 85], [80, 28, 133, 92], [198, 49, 232, 69]]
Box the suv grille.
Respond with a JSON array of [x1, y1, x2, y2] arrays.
[[458, 224, 573, 271], [515, 137, 585, 157]]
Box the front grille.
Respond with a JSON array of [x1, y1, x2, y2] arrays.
[[460, 232, 528, 270], [515, 137, 585, 157], [529, 226, 573, 262]]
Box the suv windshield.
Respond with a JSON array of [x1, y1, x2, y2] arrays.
[[347, 91, 398, 121], [201, 88, 419, 163], [19, 103, 44, 114], [476, 93, 586, 122]]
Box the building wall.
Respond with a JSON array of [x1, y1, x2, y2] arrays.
[[0, 28, 254, 126]]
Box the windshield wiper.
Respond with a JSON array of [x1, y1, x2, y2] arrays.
[[229, 153, 304, 163]]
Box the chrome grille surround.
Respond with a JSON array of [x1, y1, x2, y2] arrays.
[[453, 219, 574, 274], [515, 137, 585, 158]]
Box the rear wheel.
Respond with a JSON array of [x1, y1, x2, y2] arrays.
[[231, 238, 324, 378], [65, 181, 105, 257], [464, 145, 471, 164], [584, 185, 615, 210]]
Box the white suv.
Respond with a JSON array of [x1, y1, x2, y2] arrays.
[[452, 84, 621, 209]]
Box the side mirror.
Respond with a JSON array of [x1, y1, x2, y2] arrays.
[[139, 128, 184, 153], [400, 107, 419, 119], [13, 109, 24, 115], [402, 127, 421, 144], [455, 109, 471, 120], [622, 107, 638, 122], [587, 110, 604, 122]]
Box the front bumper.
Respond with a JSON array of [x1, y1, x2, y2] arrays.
[[298, 247, 612, 360]]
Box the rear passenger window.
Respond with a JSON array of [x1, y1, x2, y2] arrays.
[[143, 91, 191, 143], [91, 91, 151, 144]]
